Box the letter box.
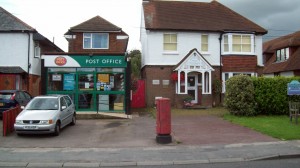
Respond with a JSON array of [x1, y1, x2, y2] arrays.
[[156, 98, 172, 144]]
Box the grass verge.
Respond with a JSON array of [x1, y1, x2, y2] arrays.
[[223, 114, 300, 140]]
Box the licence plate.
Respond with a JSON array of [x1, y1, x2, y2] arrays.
[[0, 103, 3, 106], [24, 126, 38, 129]]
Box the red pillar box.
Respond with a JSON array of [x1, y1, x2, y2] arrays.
[[156, 98, 172, 144]]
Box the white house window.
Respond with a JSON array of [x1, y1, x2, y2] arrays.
[[83, 33, 109, 49], [34, 43, 40, 58], [201, 34, 208, 52], [223, 34, 254, 54], [163, 34, 177, 51], [276, 48, 289, 62]]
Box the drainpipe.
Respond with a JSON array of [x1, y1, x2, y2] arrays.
[[218, 32, 224, 103], [26, 31, 31, 92]]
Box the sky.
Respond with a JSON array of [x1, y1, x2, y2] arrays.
[[1, 0, 300, 52]]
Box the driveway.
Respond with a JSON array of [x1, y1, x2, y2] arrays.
[[0, 112, 276, 148]]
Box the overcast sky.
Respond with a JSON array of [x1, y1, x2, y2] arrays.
[[1, 0, 300, 52]]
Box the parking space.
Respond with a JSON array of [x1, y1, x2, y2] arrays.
[[0, 112, 277, 148]]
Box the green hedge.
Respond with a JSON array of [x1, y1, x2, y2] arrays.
[[253, 76, 300, 115], [225, 75, 300, 116]]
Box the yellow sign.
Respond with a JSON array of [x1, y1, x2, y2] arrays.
[[98, 74, 109, 83]]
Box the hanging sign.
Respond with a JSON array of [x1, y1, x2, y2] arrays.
[[287, 80, 300, 95]]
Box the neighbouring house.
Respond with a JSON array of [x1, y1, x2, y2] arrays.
[[41, 16, 131, 114], [263, 30, 300, 77], [0, 6, 63, 96], [140, 0, 267, 108]]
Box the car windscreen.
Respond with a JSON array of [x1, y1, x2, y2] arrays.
[[0, 93, 13, 100], [26, 98, 59, 110]]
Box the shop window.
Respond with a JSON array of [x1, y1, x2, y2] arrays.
[[48, 73, 76, 91], [78, 74, 94, 90], [97, 94, 124, 111], [96, 73, 124, 91]]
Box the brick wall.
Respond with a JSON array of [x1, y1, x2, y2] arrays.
[[222, 55, 258, 72], [68, 32, 128, 53]]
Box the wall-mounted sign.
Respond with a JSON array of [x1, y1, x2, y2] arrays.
[[63, 74, 75, 90], [54, 57, 67, 66], [152, 80, 160, 85], [288, 80, 300, 95], [52, 74, 62, 81], [43, 55, 127, 68]]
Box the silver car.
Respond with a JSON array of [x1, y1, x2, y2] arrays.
[[14, 95, 76, 136]]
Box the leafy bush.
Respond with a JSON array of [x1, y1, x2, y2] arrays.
[[253, 77, 300, 115], [225, 75, 256, 116]]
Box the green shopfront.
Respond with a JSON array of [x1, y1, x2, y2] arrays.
[[41, 55, 130, 114]]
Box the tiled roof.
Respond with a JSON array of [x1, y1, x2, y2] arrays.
[[67, 16, 121, 33], [263, 31, 300, 74], [143, 0, 267, 34], [0, 6, 35, 31], [0, 66, 26, 73]]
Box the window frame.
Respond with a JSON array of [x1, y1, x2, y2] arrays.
[[276, 47, 289, 62], [163, 33, 178, 53], [223, 34, 254, 55], [83, 33, 109, 49]]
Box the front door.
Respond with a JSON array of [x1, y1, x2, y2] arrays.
[[187, 75, 198, 104], [77, 73, 95, 111]]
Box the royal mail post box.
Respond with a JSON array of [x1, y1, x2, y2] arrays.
[[156, 98, 172, 144]]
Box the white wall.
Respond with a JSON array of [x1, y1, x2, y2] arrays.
[[280, 71, 294, 77], [0, 33, 40, 76], [141, 31, 221, 67], [255, 35, 264, 66]]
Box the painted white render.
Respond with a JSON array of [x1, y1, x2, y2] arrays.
[[0, 33, 40, 76], [280, 71, 294, 77], [141, 29, 264, 67]]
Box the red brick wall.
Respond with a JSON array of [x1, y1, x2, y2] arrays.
[[142, 66, 175, 107], [68, 32, 128, 53], [222, 56, 257, 72], [142, 65, 221, 107]]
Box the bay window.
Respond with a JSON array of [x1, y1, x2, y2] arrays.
[[223, 34, 254, 54]]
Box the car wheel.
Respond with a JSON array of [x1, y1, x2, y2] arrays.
[[70, 114, 76, 126], [54, 122, 60, 136]]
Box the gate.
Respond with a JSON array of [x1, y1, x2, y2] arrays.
[[131, 80, 146, 108]]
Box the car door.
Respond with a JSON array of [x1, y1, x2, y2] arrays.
[[60, 97, 70, 128], [63, 96, 74, 123]]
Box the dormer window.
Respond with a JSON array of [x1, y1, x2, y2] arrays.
[[83, 33, 109, 49], [276, 48, 289, 62]]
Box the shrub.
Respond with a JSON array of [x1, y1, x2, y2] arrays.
[[224, 75, 256, 116]]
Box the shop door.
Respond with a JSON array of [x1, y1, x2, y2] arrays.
[[187, 75, 198, 104], [77, 73, 95, 111]]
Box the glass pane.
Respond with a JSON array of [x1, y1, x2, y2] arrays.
[[224, 44, 229, 52], [242, 35, 251, 43], [232, 35, 241, 44], [78, 74, 94, 90], [164, 43, 177, 51], [286, 48, 289, 59], [201, 35, 208, 43], [111, 94, 124, 111], [163, 34, 170, 42], [171, 34, 177, 43], [188, 76, 195, 87], [201, 44, 208, 52], [77, 68, 95, 72], [78, 93, 93, 109], [242, 44, 251, 52], [233, 44, 241, 52], [63, 74, 75, 91], [48, 74, 63, 91], [48, 68, 76, 73], [96, 73, 124, 91], [84, 37, 91, 49], [224, 35, 228, 43]]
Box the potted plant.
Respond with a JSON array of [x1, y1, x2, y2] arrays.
[[183, 95, 194, 108]]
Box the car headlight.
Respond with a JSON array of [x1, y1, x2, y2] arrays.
[[15, 120, 23, 124], [40, 120, 53, 125]]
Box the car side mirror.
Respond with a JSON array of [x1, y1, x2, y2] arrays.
[[61, 106, 67, 110]]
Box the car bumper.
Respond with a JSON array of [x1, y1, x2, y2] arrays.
[[14, 124, 56, 134]]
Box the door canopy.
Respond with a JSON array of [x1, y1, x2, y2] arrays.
[[174, 48, 214, 94]]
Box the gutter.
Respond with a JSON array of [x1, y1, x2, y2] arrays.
[[26, 31, 31, 91]]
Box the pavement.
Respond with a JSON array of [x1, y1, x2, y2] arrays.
[[1, 110, 300, 167]]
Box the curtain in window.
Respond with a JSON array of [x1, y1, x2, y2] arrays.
[[163, 34, 177, 51], [201, 35, 208, 52]]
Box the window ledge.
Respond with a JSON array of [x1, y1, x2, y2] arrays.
[[163, 51, 179, 55]]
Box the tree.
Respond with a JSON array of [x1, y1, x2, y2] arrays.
[[128, 49, 141, 79]]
